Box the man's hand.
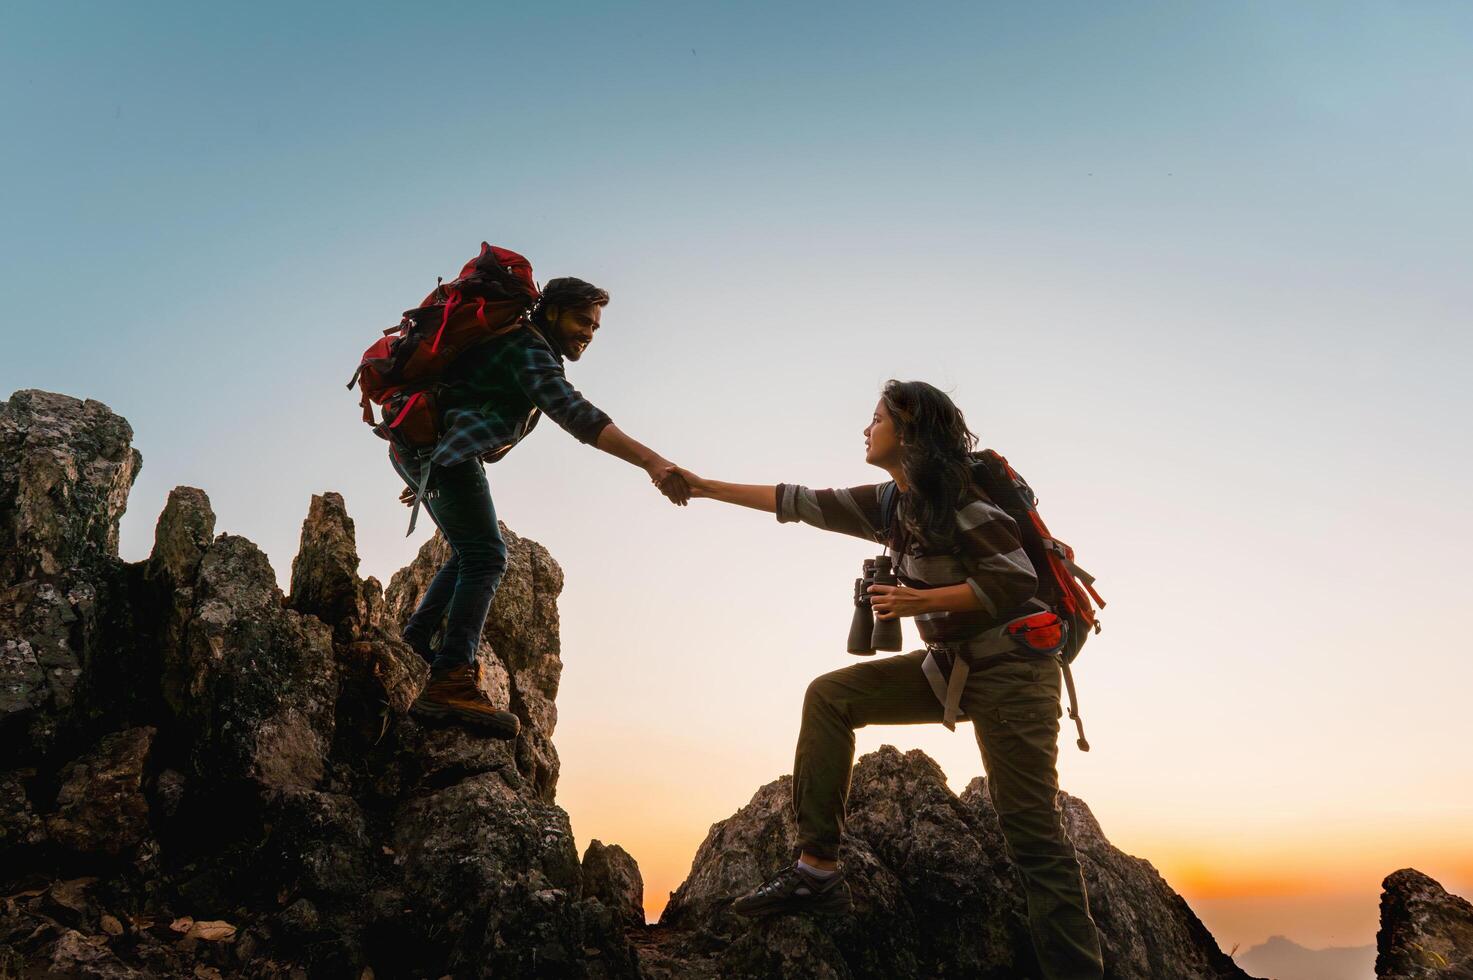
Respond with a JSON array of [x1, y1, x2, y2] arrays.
[[868, 584, 932, 621], [670, 466, 710, 498], [647, 459, 691, 505], [399, 486, 415, 508]]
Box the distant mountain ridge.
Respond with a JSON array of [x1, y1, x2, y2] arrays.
[[1237, 934, 1377, 980]]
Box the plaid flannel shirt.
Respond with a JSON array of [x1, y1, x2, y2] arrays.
[[430, 324, 613, 468]]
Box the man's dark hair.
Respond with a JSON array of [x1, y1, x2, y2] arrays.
[[533, 277, 610, 325]]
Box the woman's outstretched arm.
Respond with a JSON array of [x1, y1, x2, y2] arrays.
[[675, 468, 775, 513], [675, 467, 893, 546]]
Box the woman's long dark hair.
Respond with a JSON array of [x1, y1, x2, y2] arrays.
[[881, 380, 978, 553]]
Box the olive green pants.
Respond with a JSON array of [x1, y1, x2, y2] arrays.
[[793, 650, 1104, 980]]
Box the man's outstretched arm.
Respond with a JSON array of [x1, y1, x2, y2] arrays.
[[595, 423, 690, 504], [512, 340, 689, 503]]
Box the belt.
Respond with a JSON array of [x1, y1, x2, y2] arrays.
[[920, 622, 1091, 751], [921, 628, 1019, 731]]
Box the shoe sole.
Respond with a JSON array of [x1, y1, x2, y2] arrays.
[[732, 892, 852, 917], [412, 700, 520, 739]]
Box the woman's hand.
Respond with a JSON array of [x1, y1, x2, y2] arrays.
[[399, 486, 415, 508], [670, 466, 712, 498], [867, 584, 933, 620]]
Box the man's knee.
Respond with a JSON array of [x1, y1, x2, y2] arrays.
[[458, 536, 508, 578]]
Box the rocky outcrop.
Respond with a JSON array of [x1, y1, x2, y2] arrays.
[[46, 726, 157, 859], [385, 522, 566, 801], [0, 391, 141, 763], [289, 492, 379, 642], [1028, 786, 1248, 979], [171, 534, 339, 792], [1377, 869, 1473, 979], [649, 746, 1252, 980], [0, 389, 140, 584], [0, 389, 640, 979], [585, 840, 647, 931]]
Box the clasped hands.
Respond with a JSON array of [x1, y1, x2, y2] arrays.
[[647, 459, 692, 506]]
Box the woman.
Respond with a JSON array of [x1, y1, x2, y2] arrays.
[[674, 380, 1104, 980]]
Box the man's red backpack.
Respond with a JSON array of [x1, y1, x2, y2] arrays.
[[347, 243, 540, 453]]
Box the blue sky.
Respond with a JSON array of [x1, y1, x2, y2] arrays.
[[5, 0, 1471, 949]]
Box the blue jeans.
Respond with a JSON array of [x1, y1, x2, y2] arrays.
[[390, 449, 508, 671]]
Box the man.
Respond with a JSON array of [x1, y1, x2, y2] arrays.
[[392, 276, 686, 736]]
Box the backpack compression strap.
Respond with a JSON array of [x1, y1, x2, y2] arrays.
[[405, 457, 433, 537], [1060, 659, 1089, 752]]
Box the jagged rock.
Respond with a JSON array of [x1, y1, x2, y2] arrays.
[[170, 535, 337, 792], [657, 751, 989, 979], [46, 726, 156, 858], [289, 493, 371, 642], [43, 927, 147, 978], [848, 750, 1025, 976], [402, 717, 519, 790], [148, 487, 215, 586], [0, 390, 140, 583], [390, 770, 636, 978], [655, 745, 1251, 980], [1376, 869, 1473, 979], [0, 578, 94, 761], [331, 634, 428, 751], [583, 840, 646, 931], [276, 492, 430, 759], [0, 633, 47, 720], [384, 524, 565, 800], [0, 767, 44, 853], [266, 790, 376, 905], [206, 787, 389, 974], [0, 392, 140, 765], [963, 781, 1250, 979], [2, 581, 93, 709]]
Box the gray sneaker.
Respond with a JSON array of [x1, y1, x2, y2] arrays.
[[731, 863, 851, 917]]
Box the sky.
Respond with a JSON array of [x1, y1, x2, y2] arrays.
[[4, 0, 1471, 955]]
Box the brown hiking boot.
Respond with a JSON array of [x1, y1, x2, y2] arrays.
[[411, 662, 520, 739]]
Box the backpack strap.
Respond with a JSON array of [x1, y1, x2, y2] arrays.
[[1060, 658, 1090, 752], [878, 481, 899, 529], [405, 456, 434, 537]]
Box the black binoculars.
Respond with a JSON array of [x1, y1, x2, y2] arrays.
[[847, 555, 903, 656]]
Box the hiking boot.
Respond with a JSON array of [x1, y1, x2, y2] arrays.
[[411, 663, 520, 739], [731, 863, 851, 917]]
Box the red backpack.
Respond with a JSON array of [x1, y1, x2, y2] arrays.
[[971, 449, 1104, 749], [347, 243, 540, 453]]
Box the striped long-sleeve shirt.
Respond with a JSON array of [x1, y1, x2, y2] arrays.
[[430, 324, 613, 468], [776, 480, 1040, 722]]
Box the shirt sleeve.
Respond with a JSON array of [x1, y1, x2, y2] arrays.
[[774, 482, 893, 544], [954, 492, 1038, 617], [512, 339, 614, 445]]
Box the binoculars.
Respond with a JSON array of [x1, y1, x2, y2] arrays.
[[848, 556, 903, 656]]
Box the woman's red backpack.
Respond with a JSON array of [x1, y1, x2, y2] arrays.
[[970, 449, 1104, 662], [971, 449, 1104, 750], [347, 243, 540, 452]]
